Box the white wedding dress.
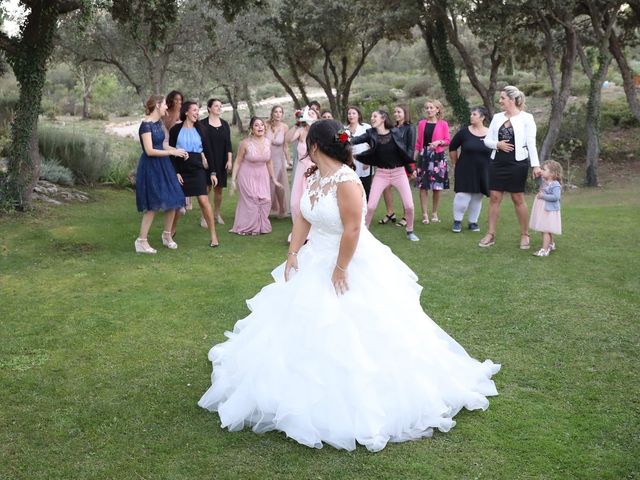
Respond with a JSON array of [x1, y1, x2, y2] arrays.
[[198, 164, 500, 452]]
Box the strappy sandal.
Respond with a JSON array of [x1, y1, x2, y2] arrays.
[[478, 233, 495, 248], [519, 233, 531, 250], [421, 214, 430, 225], [378, 213, 397, 225], [431, 214, 441, 223], [395, 217, 407, 227]]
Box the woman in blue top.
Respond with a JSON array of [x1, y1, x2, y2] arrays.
[[135, 95, 189, 255], [169, 101, 220, 247]]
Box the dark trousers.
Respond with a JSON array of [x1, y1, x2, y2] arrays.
[[360, 175, 372, 201]]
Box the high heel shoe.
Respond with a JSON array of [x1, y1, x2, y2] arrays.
[[421, 214, 430, 225], [430, 214, 441, 223], [161, 231, 178, 249], [135, 238, 157, 254], [519, 233, 530, 250], [209, 241, 219, 248], [533, 248, 550, 257], [395, 217, 407, 227], [478, 233, 495, 248], [378, 213, 396, 225], [215, 213, 225, 225]]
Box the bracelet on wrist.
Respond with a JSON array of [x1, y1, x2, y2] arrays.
[[287, 251, 298, 256], [335, 263, 347, 272]]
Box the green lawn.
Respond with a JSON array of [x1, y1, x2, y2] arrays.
[[1, 179, 639, 479]]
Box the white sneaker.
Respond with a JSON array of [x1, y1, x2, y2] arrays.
[[406, 232, 420, 242]]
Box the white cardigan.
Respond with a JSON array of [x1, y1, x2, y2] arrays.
[[348, 122, 372, 177], [484, 111, 539, 167]]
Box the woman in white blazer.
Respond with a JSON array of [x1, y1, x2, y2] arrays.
[[479, 86, 542, 249]]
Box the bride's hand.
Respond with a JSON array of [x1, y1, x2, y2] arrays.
[[284, 255, 299, 281], [332, 266, 349, 295]]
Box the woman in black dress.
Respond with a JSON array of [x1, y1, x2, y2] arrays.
[[448, 107, 491, 233], [169, 101, 219, 247], [479, 86, 541, 249], [200, 98, 233, 225]]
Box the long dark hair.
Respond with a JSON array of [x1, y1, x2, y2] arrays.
[[304, 120, 355, 177], [395, 104, 412, 126], [179, 101, 198, 122], [166, 90, 183, 110], [374, 110, 394, 130], [346, 105, 363, 125]]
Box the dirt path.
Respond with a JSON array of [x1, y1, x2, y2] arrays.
[[105, 88, 328, 139]]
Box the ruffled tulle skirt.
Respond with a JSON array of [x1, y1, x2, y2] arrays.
[[198, 229, 500, 452]]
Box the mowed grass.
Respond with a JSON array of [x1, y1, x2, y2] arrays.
[[1, 177, 639, 479]]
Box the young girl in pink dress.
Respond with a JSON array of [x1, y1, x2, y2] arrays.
[[230, 117, 282, 235], [529, 160, 563, 257]]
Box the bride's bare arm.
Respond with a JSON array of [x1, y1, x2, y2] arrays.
[[285, 216, 311, 281], [333, 181, 363, 294]]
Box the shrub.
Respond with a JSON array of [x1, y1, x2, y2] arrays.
[[102, 149, 139, 187], [38, 126, 111, 185], [254, 83, 286, 101], [39, 158, 74, 186], [350, 87, 399, 120], [0, 98, 16, 157], [405, 77, 430, 98], [537, 103, 587, 156], [570, 77, 591, 97], [87, 109, 109, 121], [520, 81, 547, 97], [601, 98, 639, 128], [0, 172, 14, 213]]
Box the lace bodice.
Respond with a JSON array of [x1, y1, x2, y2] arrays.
[[300, 165, 366, 237]]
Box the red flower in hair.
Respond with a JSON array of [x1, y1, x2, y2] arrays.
[[335, 128, 351, 144]]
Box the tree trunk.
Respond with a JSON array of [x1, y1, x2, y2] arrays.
[[584, 53, 611, 187], [539, 23, 577, 162], [609, 31, 640, 121], [582, 1, 618, 186], [440, 5, 500, 116], [5, 3, 59, 209], [286, 56, 310, 106], [82, 93, 91, 119], [267, 62, 302, 109], [242, 82, 255, 118], [224, 85, 243, 133], [420, 17, 469, 126]]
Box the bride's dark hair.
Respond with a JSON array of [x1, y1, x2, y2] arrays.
[[304, 119, 355, 177]]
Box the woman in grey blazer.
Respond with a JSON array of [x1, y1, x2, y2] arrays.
[[479, 86, 542, 249]]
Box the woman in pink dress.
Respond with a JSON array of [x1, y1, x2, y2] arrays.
[[230, 117, 282, 235], [286, 106, 318, 223], [266, 105, 290, 218]]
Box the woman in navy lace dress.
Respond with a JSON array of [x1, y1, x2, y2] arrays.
[[135, 95, 188, 254]]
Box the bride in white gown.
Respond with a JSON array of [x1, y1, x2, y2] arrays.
[[198, 119, 500, 452]]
